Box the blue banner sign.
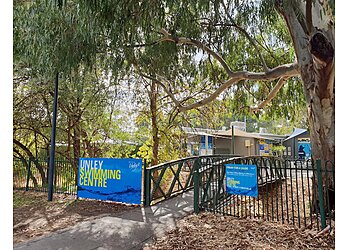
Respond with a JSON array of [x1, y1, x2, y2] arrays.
[[77, 158, 142, 204], [226, 164, 258, 198]]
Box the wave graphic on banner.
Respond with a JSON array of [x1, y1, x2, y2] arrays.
[[78, 186, 141, 204]]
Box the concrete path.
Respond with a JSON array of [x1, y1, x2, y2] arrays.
[[14, 191, 193, 250]]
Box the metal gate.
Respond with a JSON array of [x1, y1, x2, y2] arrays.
[[193, 156, 334, 231]]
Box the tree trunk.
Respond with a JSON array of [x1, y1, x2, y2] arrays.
[[277, 0, 334, 162], [72, 115, 80, 184], [13, 138, 47, 185], [277, 0, 335, 218], [150, 80, 159, 166], [13, 148, 39, 187], [149, 80, 163, 198]]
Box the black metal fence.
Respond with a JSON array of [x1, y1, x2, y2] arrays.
[[143, 156, 198, 206], [13, 157, 77, 195], [14, 155, 335, 232], [193, 156, 335, 231]]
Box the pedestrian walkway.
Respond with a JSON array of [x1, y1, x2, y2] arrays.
[[14, 191, 194, 250]]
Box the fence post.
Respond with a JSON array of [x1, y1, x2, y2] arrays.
[[193, 158, 200, 214], [25, 158, 32, 191], [144, 166, 151, 207], [316, 159, 326, 229]]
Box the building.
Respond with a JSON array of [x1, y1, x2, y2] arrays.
[[183, 126, 310, 158], [282, 128, 311, 159], [213, 128, 266, 156], [183, 127, 282, 157]]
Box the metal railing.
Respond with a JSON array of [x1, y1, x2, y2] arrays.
[[143, 156, 198, 206], [143, 155, 239, 206], [15, 154, 334, 232], [193, 156, 335, 231], [13, 157, 77, 195]]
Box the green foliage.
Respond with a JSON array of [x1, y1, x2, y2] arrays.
[[14, 1, 97, 77], [14, 0, 313, 164], [136, 140, 153, 164], [13, 61, 139, 161], [271, 145, 286, 157]]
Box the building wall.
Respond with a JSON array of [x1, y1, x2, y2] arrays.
[[213, 137, 258, 156], [186, 135, 214, 156], [283, 131, 310, 159], [235, 137, 257, 156], [213, 137, 231, 154]]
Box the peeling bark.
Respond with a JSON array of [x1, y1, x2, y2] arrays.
[[277, 0, 335, 165], [277, 0, 335, 217]]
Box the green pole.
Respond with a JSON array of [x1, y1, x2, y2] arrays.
[[231, 125, 235, 155], [143, 160, 151, 207], [193, 158, 200, 214], [48, 73, 59, 201], [316, 159, 326, 229], [145, 168, 151, 206]]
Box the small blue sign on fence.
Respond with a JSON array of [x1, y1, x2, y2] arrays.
[[77, 158, 142, 204], [226, 164, 258, 198]]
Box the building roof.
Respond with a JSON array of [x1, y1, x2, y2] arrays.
[[251, 132, 288, 141], [284, 128, 308, 141], [214, 128, 265, 139], [185, 131, 214, 137]]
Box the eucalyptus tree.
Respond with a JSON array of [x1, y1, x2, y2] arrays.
[[13, 63, 131, 172], [14, 0, 334, 166]]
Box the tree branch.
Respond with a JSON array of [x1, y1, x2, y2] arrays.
[[305, 0, 313, 36], [180, 63, 299, 112], [125, 40, 160, 48], [250, 76, 289, 113], [141, 62, 299, 113], [159, 29, 234, 77], [220, 0, 270, 73], [138, 72, 183, 109], [277, 2, 310, 67]]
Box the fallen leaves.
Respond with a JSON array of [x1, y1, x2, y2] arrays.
[[144, 212, 334, 250]]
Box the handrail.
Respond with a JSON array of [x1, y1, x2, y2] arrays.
[[144, 155, 308, 206], [147, 155, 199, 170], [147, 154, 242, 170], [144, 155, 240, 206]]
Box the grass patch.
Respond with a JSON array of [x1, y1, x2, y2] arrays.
[[13, 191, 39, 208]]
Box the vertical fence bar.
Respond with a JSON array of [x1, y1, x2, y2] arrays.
[[312, 160, 320, 230], [144, 167, 151, 206], [316, 159, 326, 230], [279, 160, 284, 224], [306, 160, 313, 227], [295, 161, 301, 228], [193, 158, 200, 214], [324, 165, 331, 230], [265, 160, 269, 220], [290, 161, 295, 225], [301, 161, 306, 227], [284, 160, 289, 223], [25, 158, 32, 191]]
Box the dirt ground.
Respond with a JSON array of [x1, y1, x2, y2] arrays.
[[13, 190, 137, 244], [14, 190, 335, 249], [143, 212, 335, 250]]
